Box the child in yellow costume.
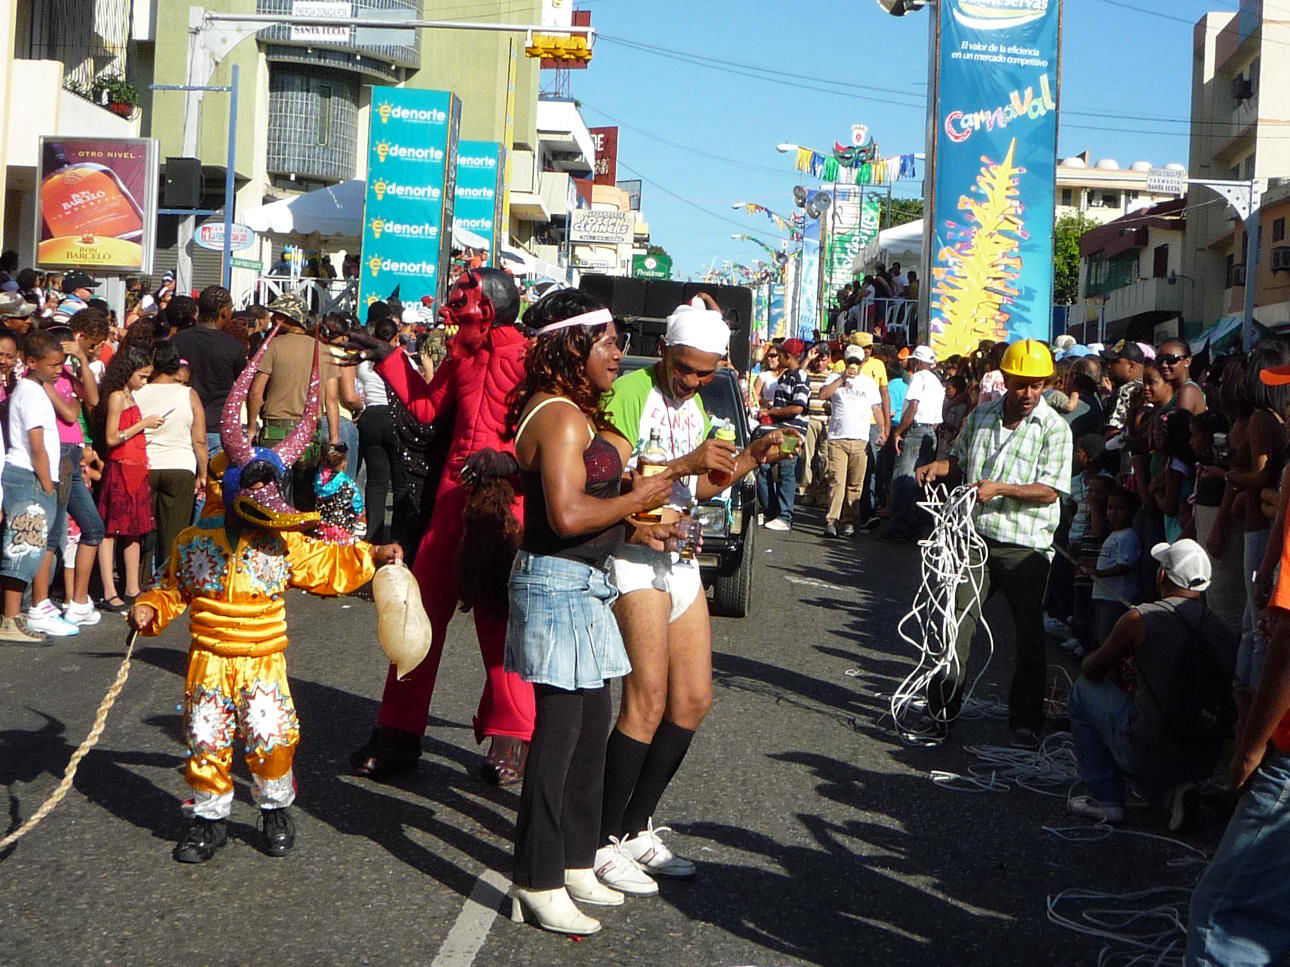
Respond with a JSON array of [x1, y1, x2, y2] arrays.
[[132, 321, 401, 863]]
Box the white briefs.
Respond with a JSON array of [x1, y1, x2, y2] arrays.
[[609, 543, 703, 623]]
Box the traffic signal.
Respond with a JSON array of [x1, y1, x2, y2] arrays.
[[524, 34, 592, 63]]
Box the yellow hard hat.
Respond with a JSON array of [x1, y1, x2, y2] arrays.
[[1000, 339, 1054, 379]]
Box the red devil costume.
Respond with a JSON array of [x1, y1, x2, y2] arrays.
[[351, 268, 534, 782]]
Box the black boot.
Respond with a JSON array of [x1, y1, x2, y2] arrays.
[[350, 725, 421, 780], [173, 818, 228, 864], [260, 807, 296, 857]]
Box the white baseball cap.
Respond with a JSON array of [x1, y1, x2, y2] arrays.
[[844, 345, 865, 362], [1151, 539, 1212, 591], [910, 345, 937, 366]]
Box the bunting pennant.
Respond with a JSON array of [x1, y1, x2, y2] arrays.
[[789, 147, 919, 185]]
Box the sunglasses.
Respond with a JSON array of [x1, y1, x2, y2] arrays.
[[1157, 353, 1190, 365], [764, 352, 780, 358]]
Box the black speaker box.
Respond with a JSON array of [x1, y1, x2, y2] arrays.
[[642, 280, 686, 319], [611, 276, 647, 317], [164, 157, 203, 209]]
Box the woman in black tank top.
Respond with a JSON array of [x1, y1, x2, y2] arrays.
[[502, 290, 677, 936]]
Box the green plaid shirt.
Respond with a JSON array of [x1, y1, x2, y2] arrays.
[[951, 396, 1071, 550]]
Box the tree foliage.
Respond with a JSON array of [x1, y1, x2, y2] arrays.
[[646, 244, 669, 257], [881, 197, 923, 230], [1054, 213, 1098, 305]]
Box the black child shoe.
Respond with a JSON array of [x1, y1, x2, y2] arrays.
[[172, 818, 228, 864], [260, 807, 296, 856]]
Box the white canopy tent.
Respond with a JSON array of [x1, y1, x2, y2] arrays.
[[242, 179, 493, 251], [852, 218, 923, 275]]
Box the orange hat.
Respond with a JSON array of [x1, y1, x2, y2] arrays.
[[898, 346, 911, 360], [1261, 363, 1290, 386]]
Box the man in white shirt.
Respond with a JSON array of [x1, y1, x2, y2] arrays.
[[817, 345, 883, 536], [881, 345, 944, 541]]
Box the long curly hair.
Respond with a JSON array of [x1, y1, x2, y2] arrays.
[[90, 343, 154, 452], [505, 288, 611, 439], [457, 449, 522, 620]]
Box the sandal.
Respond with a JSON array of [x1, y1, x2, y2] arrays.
[[480, 736, 529, 787], [99, 596, 129, 614]]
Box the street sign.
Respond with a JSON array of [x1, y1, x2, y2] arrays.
[[1146, 167, 1186, 195], [230, 256, 262, 271], [196, 222, 257, 252]]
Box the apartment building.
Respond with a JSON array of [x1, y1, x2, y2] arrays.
[[1057, 153, 1186, 225], [1182, 0, 1290, 335]]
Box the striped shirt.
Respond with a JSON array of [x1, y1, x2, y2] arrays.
[[951, 396, 1071, 550], [770, 368, 811, 433]]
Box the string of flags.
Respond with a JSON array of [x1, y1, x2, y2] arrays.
[[736, 203, 804, 240], [792, 147, 919, 186]]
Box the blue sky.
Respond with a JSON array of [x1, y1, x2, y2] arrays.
[[570, 0, 1233, 278]]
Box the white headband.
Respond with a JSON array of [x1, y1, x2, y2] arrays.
[[665, 297, 730, 356], [536, 307, 613, 335]]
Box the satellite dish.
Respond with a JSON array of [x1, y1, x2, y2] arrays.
[[876, 0, 926, 15], [792, 185, 808, 207]]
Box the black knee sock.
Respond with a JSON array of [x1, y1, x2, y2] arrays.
[[599, 727, 650, 845], [620, 719, 695, 838]]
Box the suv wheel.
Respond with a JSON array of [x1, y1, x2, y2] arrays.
[[711, 522, 755, 618]]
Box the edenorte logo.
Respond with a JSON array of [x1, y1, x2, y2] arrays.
[[375, 140, 445, 164], [367, 253, 438, 278], [456, 217, 493, 231], [374, 100, 448, 125], [455, 186, 494, 201], [371, 179, 442, 202], [458, 155, 497, 169], [951, 0, 1049, 30], [369, 217, 440, 240]]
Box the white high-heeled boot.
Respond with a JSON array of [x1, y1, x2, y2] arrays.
[[565, 867, 625, 906], [509, 886, 603, 935]]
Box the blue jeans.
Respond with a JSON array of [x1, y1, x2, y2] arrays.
[[321, 416, 360, 478], [887, 423, 937, 536], [1187, 751, 1290, 966], [757, 452, 800, 525], [48, 443, 104, 552], [1068, 677, 1139, 805]]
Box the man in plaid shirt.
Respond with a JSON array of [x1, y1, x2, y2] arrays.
[[914, 340, 1071, 748]]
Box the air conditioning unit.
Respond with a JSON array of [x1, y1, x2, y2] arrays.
[[1272, 246, 1290, 272], [1232, 75, 1254, 102], [1230, 264, 1248, 286]]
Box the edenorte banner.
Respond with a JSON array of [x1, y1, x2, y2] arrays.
[[825, 190, 881, 293], [454, 140, 504, 265], [359, 89, 461, 310], [929, 0, 1060, 359]]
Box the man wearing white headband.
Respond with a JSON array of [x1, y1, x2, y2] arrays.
[[592, 295, 793, 895]]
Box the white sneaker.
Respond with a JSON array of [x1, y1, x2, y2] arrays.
[[621, 820, 697, 879], [1067, 794, 1125, 824], [63, 599, 102, 627], [764, 517, 791, 531], [26, 604, 79, 637], [1043, 615, 1071, 637], [593, 838, 659, 897]]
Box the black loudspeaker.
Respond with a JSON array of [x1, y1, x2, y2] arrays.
[[612, 276, 647, 317], [579, 273, 615, 309], [643, 280, 686, 319], [683, 282, 753, 371], [164, 157, 203, 209]]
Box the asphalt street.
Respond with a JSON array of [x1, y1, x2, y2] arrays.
[[0, 507, 1216, 966]]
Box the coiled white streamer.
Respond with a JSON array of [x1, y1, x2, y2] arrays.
[[888, 485, 993, 740]]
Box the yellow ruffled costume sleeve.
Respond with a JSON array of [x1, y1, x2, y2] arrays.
[[135, 526, 195, 637], [284, 531, 376, 596]]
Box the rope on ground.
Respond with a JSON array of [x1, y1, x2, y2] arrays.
[[888, 485, 993, 739], [929, 731, 1081, 796], [1044, 819, 1210, 966], [0, 628, 139, 853]]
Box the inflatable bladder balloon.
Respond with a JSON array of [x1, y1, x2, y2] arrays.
[[373, 563, 431, 680]]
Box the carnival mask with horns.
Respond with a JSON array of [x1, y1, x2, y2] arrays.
[[214, 323, 323, 529]]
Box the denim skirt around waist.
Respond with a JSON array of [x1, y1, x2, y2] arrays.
[[504, 550, 630, 691]]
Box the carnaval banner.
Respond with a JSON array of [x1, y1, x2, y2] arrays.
[[360, 89, 461, 310], [825, 190, 882, 293], [454, 140, 504, 265], [929, 0, 1060, 359]]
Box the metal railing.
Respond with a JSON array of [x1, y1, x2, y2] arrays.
[[244, 276, 358, 315], [837, 297, 918, 341]]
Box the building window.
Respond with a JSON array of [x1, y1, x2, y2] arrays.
[[1231, 164, 1242, 181], [1226, 253, 1235, 288], [1244, 155, 1257, 180], [1152, 243, 1169, 279], [1061, 188, 1073, 207], [1275, 218, 1285, 243], [316, 85, 332, 146], [1102, 191, 1120, 209]]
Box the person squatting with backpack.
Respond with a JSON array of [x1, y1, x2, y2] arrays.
[[1065, 538, 1237, 829]]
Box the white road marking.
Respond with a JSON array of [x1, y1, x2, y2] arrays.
[[429, 868, 510, 967], [782, 574, 852, 593]]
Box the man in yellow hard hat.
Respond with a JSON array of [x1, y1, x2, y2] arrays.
[[914, 338, 1072, 748]]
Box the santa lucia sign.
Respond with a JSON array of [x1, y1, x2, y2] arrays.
[[569, 208, 634, 245]]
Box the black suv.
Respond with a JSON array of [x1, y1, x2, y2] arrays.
[[619, 357, 756, 617]]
